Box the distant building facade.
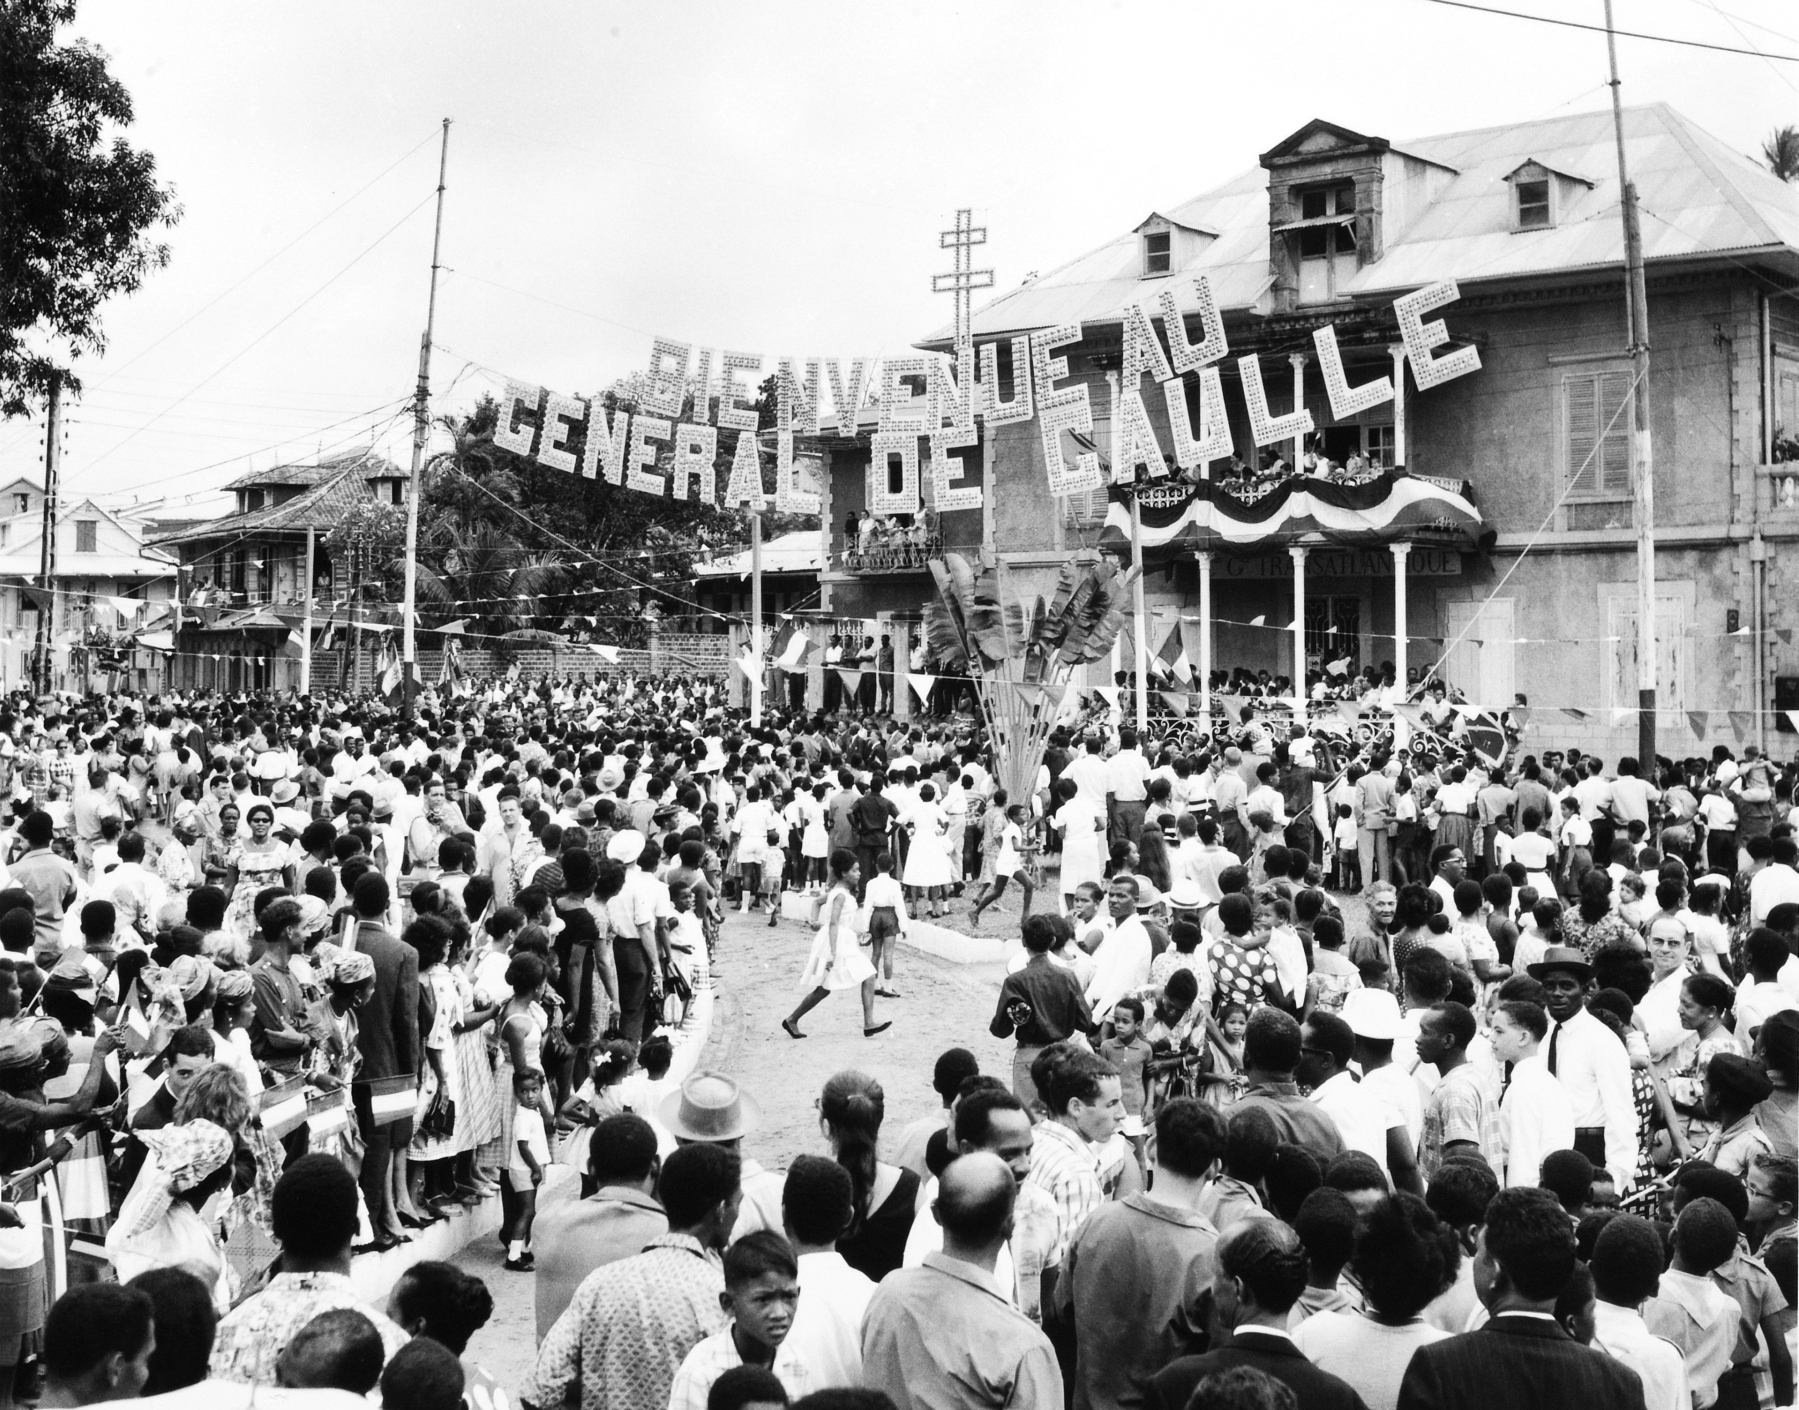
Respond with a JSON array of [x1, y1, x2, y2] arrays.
[[820, 105, 1799, 758]]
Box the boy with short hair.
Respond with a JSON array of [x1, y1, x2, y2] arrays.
[[1647, 1197, 1747, 1409], [1100, 997, 1152, 1172], [666, 1229, 811, 1407], [504, 1069, 549, 1271]]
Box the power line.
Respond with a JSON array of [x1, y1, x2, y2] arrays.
[[60, 192, 438, 491], [1421, 0, 1799, 59]]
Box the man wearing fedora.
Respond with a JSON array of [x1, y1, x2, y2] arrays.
[[1527, 946, 1638, 1192], [660, 1072, 786, 1244]]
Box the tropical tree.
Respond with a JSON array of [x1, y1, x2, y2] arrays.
[[1, 0, 180, 416], [1765, 125, 1799, 182], [925, 552, 1137, 801]]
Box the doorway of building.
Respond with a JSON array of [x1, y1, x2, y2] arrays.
[[1304, 595, 1360, 676]]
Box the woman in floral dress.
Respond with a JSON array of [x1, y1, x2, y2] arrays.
[[408, 920, 466, 1217], [448, 924, 500, 1202]]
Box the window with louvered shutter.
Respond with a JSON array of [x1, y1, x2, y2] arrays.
[[1564, 370, 1632, 498]]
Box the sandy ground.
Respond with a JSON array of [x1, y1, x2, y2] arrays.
[[457, 898, 1016, 1392], [456, 866, 1369, 1391]]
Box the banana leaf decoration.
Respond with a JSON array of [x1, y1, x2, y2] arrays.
[[926, 551, 1140, 804]]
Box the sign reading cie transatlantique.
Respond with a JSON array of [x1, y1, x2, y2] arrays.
[[489, 276, 1480, 517], [1217, 548, 1463, 580]]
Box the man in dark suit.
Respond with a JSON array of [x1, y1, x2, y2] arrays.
[[349, 872, 419, 1249], [1395, 1187, 1646, 1410], [1147, 1219, 1370, 1410]]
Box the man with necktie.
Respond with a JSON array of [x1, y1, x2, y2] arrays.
[[1527, 948, 1638, 1194]]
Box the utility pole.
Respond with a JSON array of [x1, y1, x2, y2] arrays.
[[749, 510, 763, 726], [300, 525, 315, 696], [1605, 0, 1657, 769], [401, 118, 451, 719], [34, 375, 61, 697]]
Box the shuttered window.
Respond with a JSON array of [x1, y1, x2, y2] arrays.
[[1564, 370, 1632, 498]]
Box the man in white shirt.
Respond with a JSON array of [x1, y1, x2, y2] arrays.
[[1175, 815, 1234, 907], [782, 1156, 875, 1390], [1297, 1014, 1392, 1174], [1646, 1201, 1742, 1410], [1607, 757, 1661, 831], [1749, 836, 1799, 927], [328, 733, 377, 805], [1212, 748, 1251, 861], [1427, 844, 1467, 913], [1589, 1214, 1689, 1410], [1061, 737, 1110, 815], [1529, 948, 1639, 1190], [1104, 727, 1151, 845], [1490, 996, 1574, 1187], [1085, 876, 1152, 1019], [1343, 989, 1424, 1195]]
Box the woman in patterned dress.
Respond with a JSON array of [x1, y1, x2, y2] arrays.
[[221, 802, 294, 943], [447, 924, 500, 1203], [1208, 894, 1284, 1017], [1664, 972, 1745, 1151], [407, 920, 466, 1217]]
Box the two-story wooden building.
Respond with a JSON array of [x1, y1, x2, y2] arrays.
[[821, 104, 1799, 758], [150, 449, 409, 692]]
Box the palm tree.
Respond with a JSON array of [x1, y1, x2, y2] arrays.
[[1764, 125, 1799, 182]]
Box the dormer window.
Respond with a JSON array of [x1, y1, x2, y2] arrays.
[[1516, 178, 1551, 229], [1143, 229, 1171, 276], [1506, 160, 1592, 233], [1290, 183, 1358, 304]]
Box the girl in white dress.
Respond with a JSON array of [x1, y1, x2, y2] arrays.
[[901, 783, 954, 919], [783, 849, 889, 1039]]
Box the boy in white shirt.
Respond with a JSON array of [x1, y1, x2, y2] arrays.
[[1489, 997, 1574, 1187], [504, 1070, 550, 1271]]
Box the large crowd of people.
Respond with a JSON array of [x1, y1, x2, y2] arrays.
[[0, 668, 1788, 1410]]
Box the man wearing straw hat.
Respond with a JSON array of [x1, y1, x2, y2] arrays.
[[661, 1072, 786, 1244]]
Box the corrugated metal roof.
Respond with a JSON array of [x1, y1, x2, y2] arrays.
[[151, 468, 380, 547], [221, 448, 401, 492], [695, 530, 824, 578], [924, 103, 1799, 346]]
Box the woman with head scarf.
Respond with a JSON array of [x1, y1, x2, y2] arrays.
[[305, 943, 376, 1178], [104, 1118, 236, 1309]]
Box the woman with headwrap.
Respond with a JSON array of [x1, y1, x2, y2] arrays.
[[104, 1118, 235, 1309], [306, 942, 375, 1175], [34, 961, 114, 1246]]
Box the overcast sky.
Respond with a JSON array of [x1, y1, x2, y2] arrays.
[[2, 0, 1793, 517]]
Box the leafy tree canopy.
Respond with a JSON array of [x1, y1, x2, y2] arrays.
[[0, 0, 179, 417]]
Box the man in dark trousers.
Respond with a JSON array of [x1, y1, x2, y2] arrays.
[[1395, 1187, 1646, 1410], [849, 774, 899, 903], [349, 872, 418, 1250], [1147, 1218, 1369, 1410]]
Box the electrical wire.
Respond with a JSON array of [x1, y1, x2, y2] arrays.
[[59, 192, 438, 491], [1420, 0, 1799, 59]]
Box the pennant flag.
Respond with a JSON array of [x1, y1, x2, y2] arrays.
[[1096, 685, 1121, 710], [1561, 708, 1589, 721], [835, 667, 863, 695], [108, 596, 141, 620], [1779, 629, 1794, 645], [1610, 707, 1636, 727], [1787, 710, 1799, 733], [1325, 656, 1352, 678], [908, 674, 937, 701], [1283, 620, 1299, 633], [1686, 711, 1709, 738], [1728, 710, 1753, 742], [1159, 691, 1191, 717], [1248, 614, 1266, 627], [588, 643, 620, 663], [1155, 623, 1193, 684]]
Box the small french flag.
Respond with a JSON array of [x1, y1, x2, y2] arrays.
[[307, 1088, 350, 1141], [364, 1075, 418, 1127], [260, 1076, 310, 1141]]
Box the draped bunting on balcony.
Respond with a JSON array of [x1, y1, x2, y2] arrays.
[[1098, 469, 1482, 554]]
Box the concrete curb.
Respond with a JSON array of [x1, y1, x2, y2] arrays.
[[778, 892, 1020, 966]]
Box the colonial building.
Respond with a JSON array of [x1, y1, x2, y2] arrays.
[[149, 449, 409, 692], [0, 494, 177, 693], [820, 104, 1799, 757]]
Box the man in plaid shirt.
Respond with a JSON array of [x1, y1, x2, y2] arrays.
[[1026, 1047, 1125, 1265]]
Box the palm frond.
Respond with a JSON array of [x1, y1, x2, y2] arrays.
[[922, 599, 969, 669], [966, 563, 1010, 668]]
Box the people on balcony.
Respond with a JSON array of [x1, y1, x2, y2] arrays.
[[841, 510, 943, 572]]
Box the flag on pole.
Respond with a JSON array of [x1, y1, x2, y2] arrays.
[[776, 629, 812, 672], [1155, 622, 1193, 684]]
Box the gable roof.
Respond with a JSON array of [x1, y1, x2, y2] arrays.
[[921, 102, 1799, 346]]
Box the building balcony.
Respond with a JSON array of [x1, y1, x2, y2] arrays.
[[831, 532, 945, 575]]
